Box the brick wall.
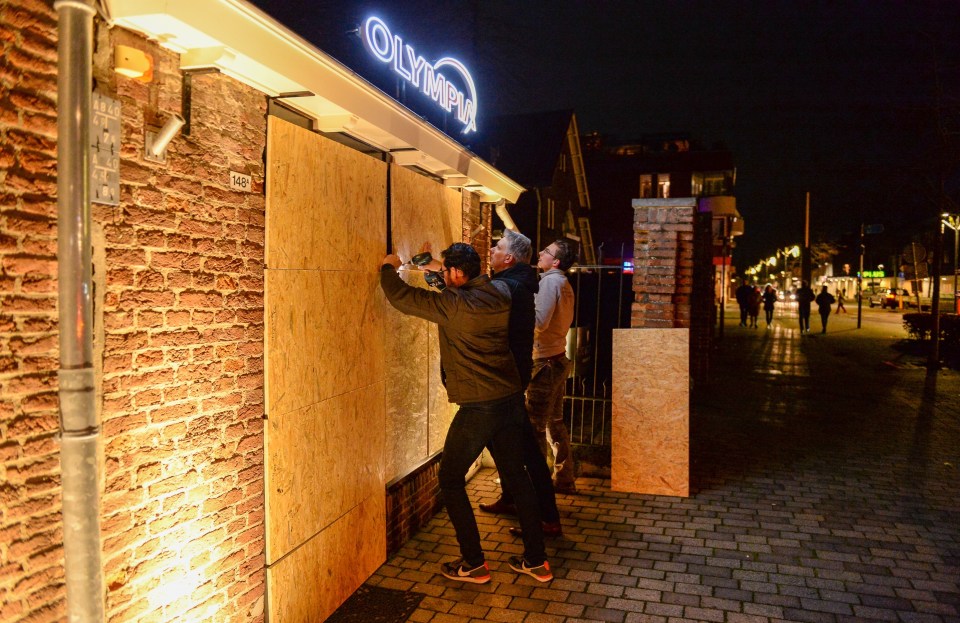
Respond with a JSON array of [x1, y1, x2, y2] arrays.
[[1, 2, 69, 622], [630, 200, 696, 328], [384, 457, 441, 557], [1, 4, 268, 621]]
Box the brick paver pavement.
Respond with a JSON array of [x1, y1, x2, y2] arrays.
[[365, 308, 960, 622]]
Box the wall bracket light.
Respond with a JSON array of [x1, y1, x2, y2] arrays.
[[144, 114, 185, 163]]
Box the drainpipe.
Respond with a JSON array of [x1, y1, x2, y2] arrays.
[[55, 1, 104, 622], [495, 201, 519, 234]]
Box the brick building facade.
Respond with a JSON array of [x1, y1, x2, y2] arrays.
[[3, 3, 268, 620], [0, 1, 512, 620]]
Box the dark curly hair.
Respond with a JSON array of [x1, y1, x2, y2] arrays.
[[441, 242, 482, 279]]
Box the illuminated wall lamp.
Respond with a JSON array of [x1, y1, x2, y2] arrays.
[[115, 45, 153, 82]]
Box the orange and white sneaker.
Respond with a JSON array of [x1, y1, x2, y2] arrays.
[[439, 559, 491, 584], [508, 556, 553, 582]]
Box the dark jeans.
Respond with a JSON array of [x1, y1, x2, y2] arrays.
[[820, 311, 830, 332], [798, 304, 811, 331], [739, 305, 748, 325], [439, 393, 546, 567], [527, 356, 576, 489], [497, 411, 561, 523]]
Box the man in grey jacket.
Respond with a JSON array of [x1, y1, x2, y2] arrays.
[[380, 242, 552, 583], [529, 239, 578, 493]]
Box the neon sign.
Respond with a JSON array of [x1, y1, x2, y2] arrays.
[[361, 16, 478, 134]]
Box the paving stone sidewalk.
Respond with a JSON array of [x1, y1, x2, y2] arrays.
[[365, 310, 960, 623]]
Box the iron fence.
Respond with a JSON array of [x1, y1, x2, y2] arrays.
[[563, 264, 632, 451]]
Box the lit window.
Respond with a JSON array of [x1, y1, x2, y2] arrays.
[[657, 173, 670, 198], [639, 174, 653, 198]]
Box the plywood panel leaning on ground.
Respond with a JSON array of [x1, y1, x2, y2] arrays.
[[611, 328, 690, 496]]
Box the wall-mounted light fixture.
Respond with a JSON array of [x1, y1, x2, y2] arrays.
[[114, 45, 153, 81], [144, 114, 185, 163]]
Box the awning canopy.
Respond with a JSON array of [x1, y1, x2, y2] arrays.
[[105, 0, 524, 203]]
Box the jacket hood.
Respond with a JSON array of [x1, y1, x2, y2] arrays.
[[494, 263, 539, 294]]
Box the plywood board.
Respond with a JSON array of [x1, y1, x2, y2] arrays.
[[427, 322, 455, 455], [266, 493, 385, 623], [611, 328, 689, 496], [266, 116, 387, 271], [265, 382, 386, 563], [383, 276, 429, 480], [384, 164, 462, 479], [264, 115, 389, 622], [389, 163, 462, 263], [265, 270, 385, 418]]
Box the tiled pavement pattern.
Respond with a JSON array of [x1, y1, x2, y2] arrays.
[[364, 311, 960, 622]]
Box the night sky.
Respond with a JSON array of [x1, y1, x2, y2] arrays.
[[248, 0, 960, 270]]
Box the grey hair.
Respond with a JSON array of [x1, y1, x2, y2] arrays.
[[502, 229, 533, 264]]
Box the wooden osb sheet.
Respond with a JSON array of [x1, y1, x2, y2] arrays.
[[266, 494, 385, 623], [265, 117, 387, 270], [265, 116, 388, 621], [383, 164, 460, 481], [383, 271, 429, 479], [389, 164, 462, 264], [265, 382, 386, 563], [611, 328, 690, 496], [427, 323, 456, 455], [265, 270, 385, 417]]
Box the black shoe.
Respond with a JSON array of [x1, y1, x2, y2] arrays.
[[509, 521, 563, 538], [478, 499, 516, 515]]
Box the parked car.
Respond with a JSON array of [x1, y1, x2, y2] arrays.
[[868, 288, 910, 309]]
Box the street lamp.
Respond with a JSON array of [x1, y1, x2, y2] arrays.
[[776, 245, 800, 292], [942, 213, 959, 314]]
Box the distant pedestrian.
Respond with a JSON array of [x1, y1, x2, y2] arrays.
[[795, 280, 815, 333], [747, 285, 761, 328], [762, 285, 777, 327], [836, 289, 847, 313], [815, 285, 836, 333], [735, 280, 753, 327]]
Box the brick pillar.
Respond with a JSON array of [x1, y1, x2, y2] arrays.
[[630, 199, 696, 328]]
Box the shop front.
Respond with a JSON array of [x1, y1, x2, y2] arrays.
[[6, 1, 522, 621]]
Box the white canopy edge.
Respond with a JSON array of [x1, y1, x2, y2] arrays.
[[105, 0, 524, 203]]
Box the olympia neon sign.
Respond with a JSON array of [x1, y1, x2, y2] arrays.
[[361, 16, 478, 134]]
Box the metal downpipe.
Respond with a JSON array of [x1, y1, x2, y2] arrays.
[[55, 1, 103, 621]]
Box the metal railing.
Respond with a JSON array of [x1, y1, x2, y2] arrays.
[[563, 262, 632, 448]]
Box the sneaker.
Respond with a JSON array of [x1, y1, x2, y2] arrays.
[[509, 521, 563, 538], [478, 498, 517, 515], [439, 559, 491, 584], [508, 556, 553, 582]]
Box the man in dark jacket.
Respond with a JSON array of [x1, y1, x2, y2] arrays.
[[381, 242, 552, 583], [796, 280, 816, 333], [735, 279, 753, 327], [480, 230, 562, 537], [815, 285, 836, 334]]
